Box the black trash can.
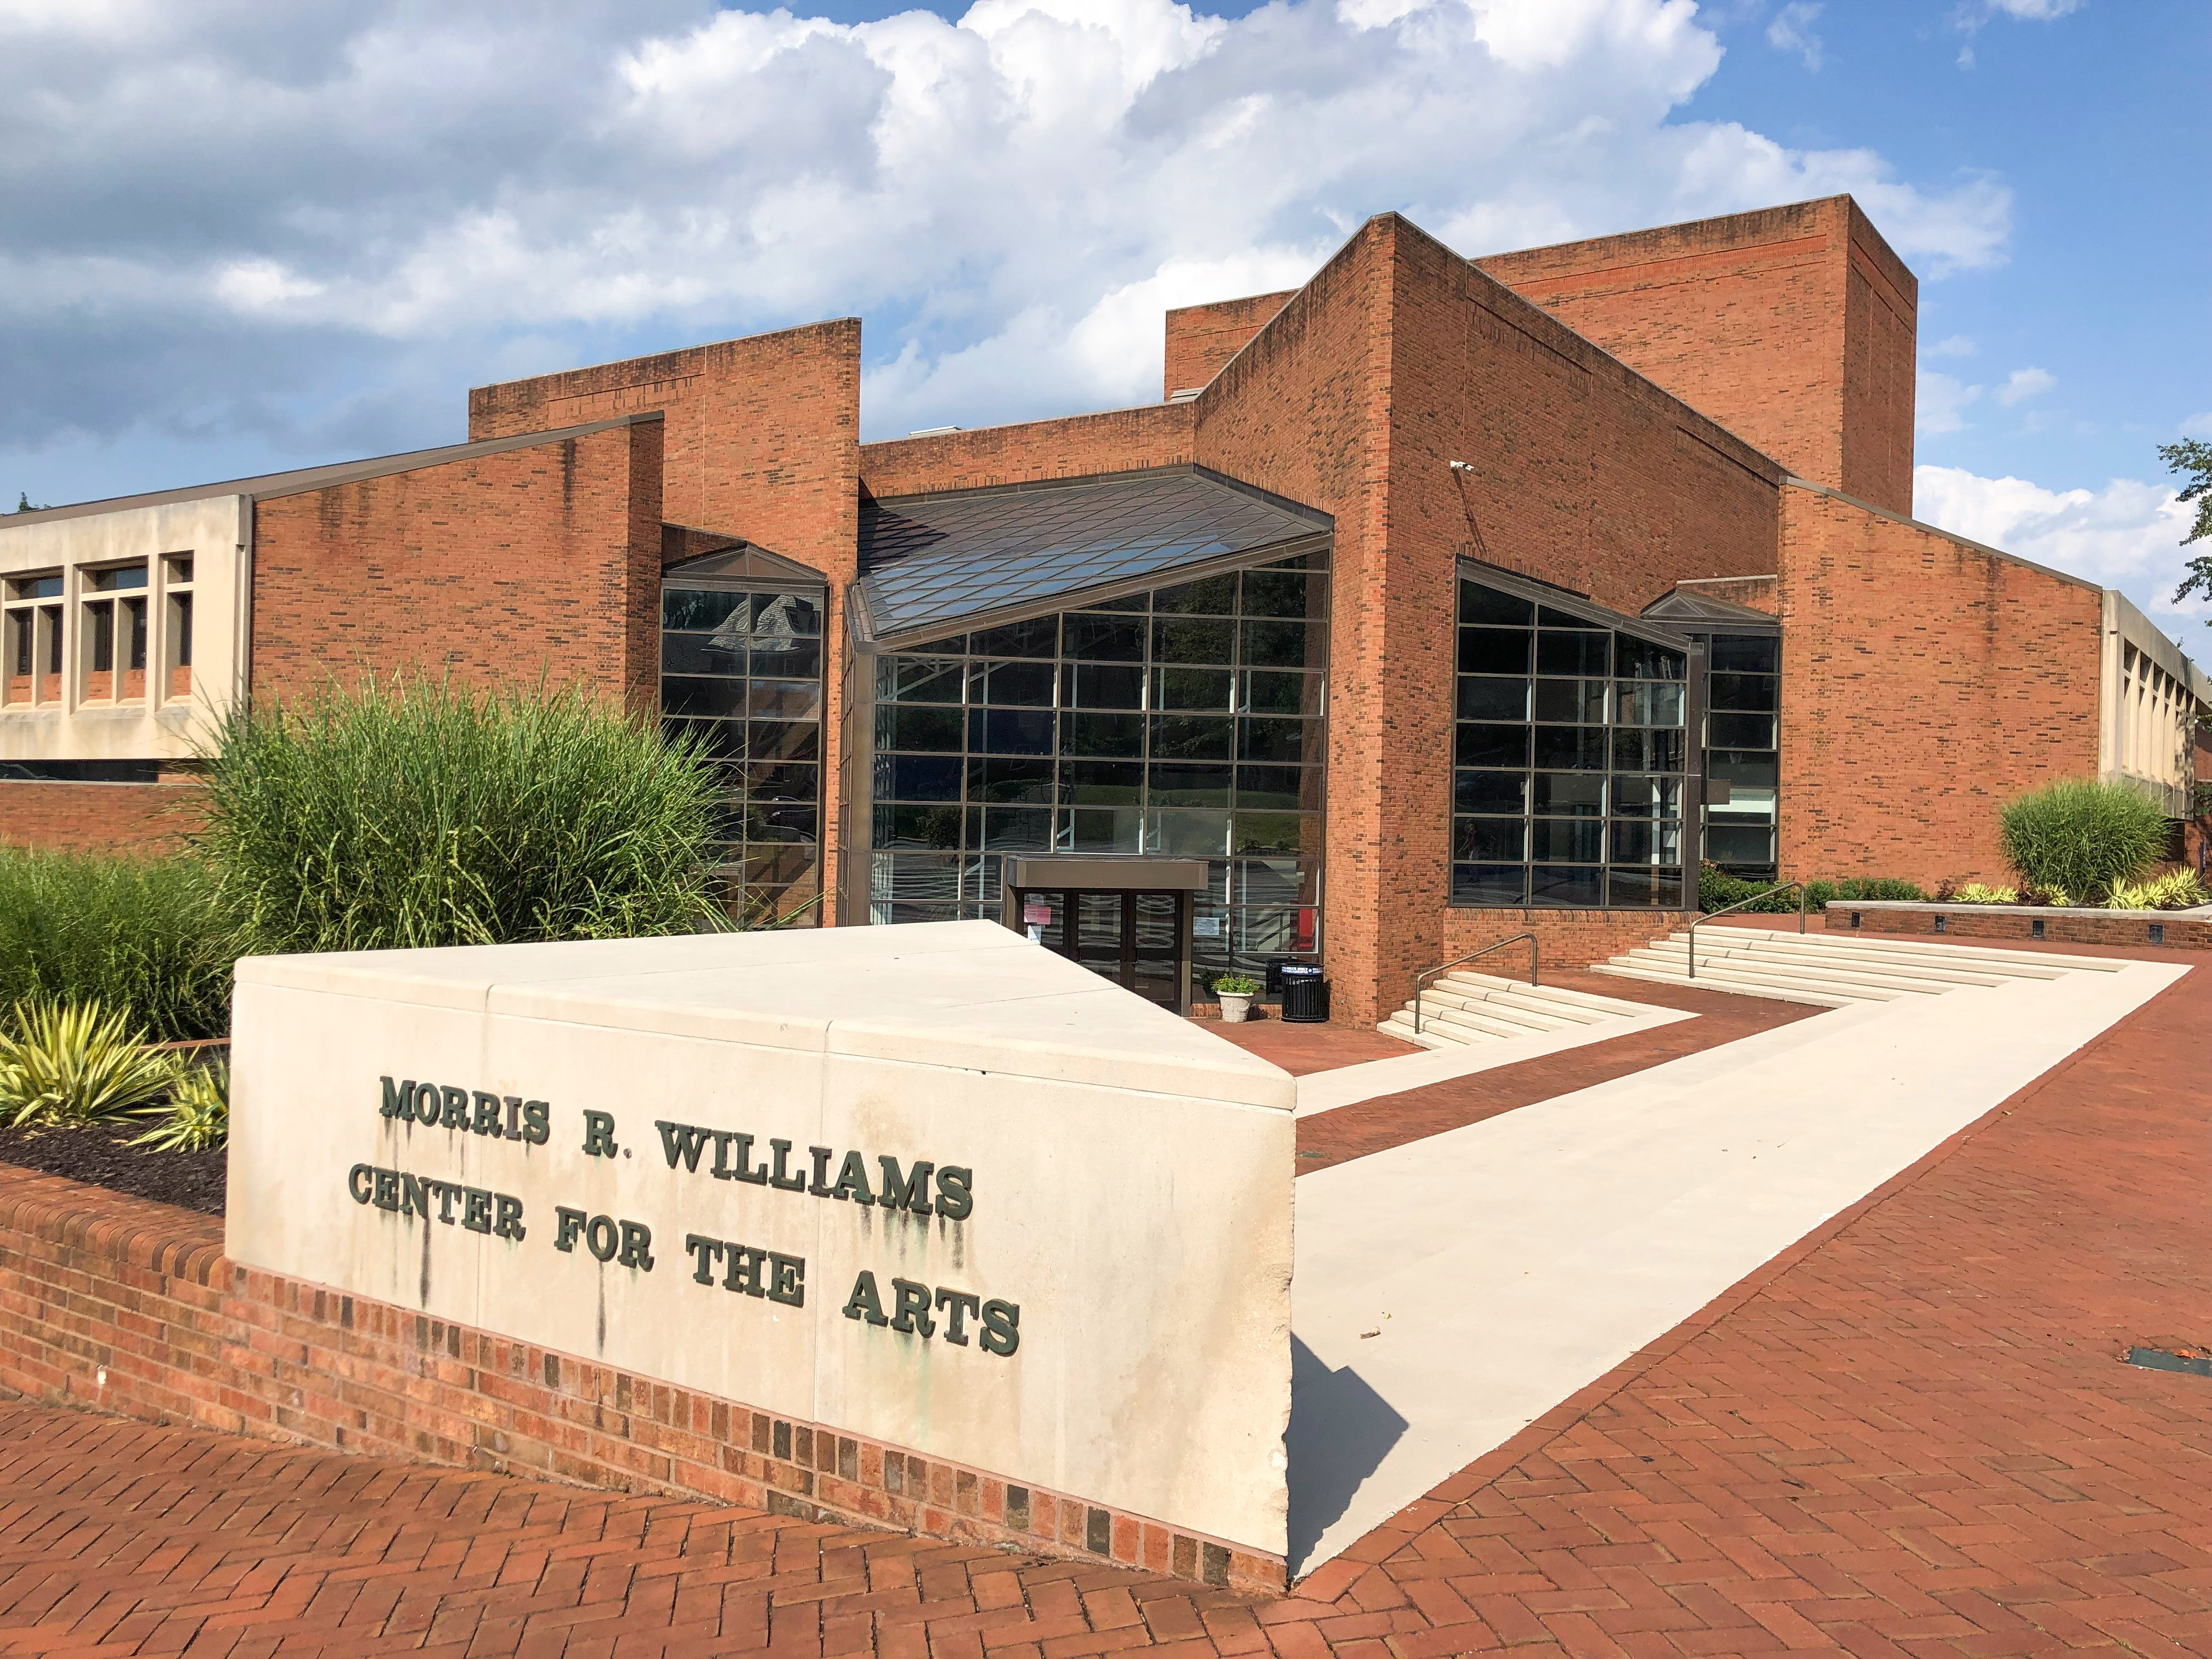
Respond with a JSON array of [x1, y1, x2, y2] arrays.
[[1279, 963, 1327, 1023]]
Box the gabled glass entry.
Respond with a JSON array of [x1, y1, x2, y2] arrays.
[[857, 548, 1328, 1001], [1452, 567, 1701, 908]]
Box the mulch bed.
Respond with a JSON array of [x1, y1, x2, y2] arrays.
[[0, 1123, 225, 1215]]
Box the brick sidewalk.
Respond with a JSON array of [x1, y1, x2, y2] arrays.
[[3, 953, 2208, 1658]]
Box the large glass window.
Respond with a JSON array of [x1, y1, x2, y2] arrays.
[[866, 551, 1328, 997], [1452, 571, 1692, 908], [1694, 631, 1779, 877], [660, 580, 826, 926]]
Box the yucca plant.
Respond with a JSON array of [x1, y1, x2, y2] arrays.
[[1998, 779, 2167, 905], [2108, 870, 2211, 911], [195, 675, 731, 954], [129, 1057, 230, 1153], [0, 1000, 178, 1129]]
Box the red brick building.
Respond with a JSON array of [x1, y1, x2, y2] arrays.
[[3, 196, 2203, 1026]]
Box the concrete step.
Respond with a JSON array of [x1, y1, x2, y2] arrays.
[[1609, 949, 1922, 1001], [1588, 961, 1865, 1009], [1376, 1018, 1455, 1049], [1413, 986, 1590, 1032], [1678, 928, 2125, 973], [1394, 1000, 1561, 1043], [1695, 939, 2064, 983], [1627, 944, 1989, 997], [1431, 971, 1658, 1018]]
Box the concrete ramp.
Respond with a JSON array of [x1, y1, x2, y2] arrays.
[[1286, 952, 2186, 1577]]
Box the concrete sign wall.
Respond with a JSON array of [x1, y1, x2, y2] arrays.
[[227, 921, 1296, 1559]]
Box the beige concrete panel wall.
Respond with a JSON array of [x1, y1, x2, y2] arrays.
[[0, 494, 247, 761], [225, 923, 1295, 1557]]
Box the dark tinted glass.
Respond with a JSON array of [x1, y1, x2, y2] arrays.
[[974, 659, 1056, 706], [1531, 820, 1602, 862], [1238, 717, 1312, 764], [878, 657, 963, 703], [878, 705, 963, 751], [1613, 727, 1686, 772], [968, 757, 1054, 803], [1152, 713, 1235, 761], [1235, 765, 1308, 809], [662, 676, 746, 718], [1149, 764, 1232, 806], [1455, 770, 1527, 814], [1458, 628, 1531, 675], [969, 708, 1056, 754], [1454, 818, 1525, 861], [1456, 723, 1530, 769], [1066, 662, 1146, 709], [1615, 637, 1688, 680], [1064, 712, 1146, 757], [1532, 772, 1605, 816], [1531, 865, 1605, 906], [1457, 677, 1528, 721], [1709, 673, 1778, 712], [1459, 584, 1533, 626], [1709, 634, 1778, 674], [1153, 617, 1237, 664], [1608, 869, 1684, 907], [1062, 613, 1145, 660], [970, 617, 1059, 657], [877, 754, 962, 801], [1453, 864, 1527, 905], [1709, 712, 1776, 749], [1245, 670, 1318, 715], [1157, 667, 1234, 710], [874, 805, 962, 848], [1154, 573, 1239, 613], [1537, 631, 1610, 675], [1240, 570, 1312, 618], [1241, 619, 1310, 668], [1063, 759, 1144, 803], [663, 589, 746, 631], [1533, 726, 1607, 770]]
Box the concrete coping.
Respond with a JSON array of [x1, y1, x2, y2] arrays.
[[1822, 900, 2212, 922]]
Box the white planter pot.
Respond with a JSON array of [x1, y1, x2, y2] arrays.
[[1218, 993, 1254, 1024]]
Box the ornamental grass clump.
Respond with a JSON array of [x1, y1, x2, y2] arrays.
[[198, 676, 730, 955], [1997, 779, 2167, 905], [0, 1000, 177, 1129], [0, 845, 233, 1042]]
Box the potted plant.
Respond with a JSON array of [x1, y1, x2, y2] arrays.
[[1212, 973, 1261, 1023]]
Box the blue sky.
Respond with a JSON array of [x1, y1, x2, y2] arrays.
[[2, 0, 2204, 629]]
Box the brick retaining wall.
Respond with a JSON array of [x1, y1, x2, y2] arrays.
[[0, 1164, 1282, 1594], [1827, 901, 2212, 950]]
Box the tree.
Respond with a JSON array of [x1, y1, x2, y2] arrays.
[[2165, 438, 2212, 619]]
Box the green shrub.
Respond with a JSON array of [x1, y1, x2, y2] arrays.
[[1212, 974, 1261, 997], [197, 676, 730, 955], [2108, 870, 2211, 911], [130, 1057, 229, 1152], [0, 845, 233, 1042], [0, 1000, 178, 1128], [1695, 867, 1927, 914], [1998, 779, 2167, 904]]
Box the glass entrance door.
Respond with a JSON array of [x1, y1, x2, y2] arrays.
[[1009, 887, 1192, 1011]]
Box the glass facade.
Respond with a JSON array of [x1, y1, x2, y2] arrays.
[[865, 551, 1327, 997], [1451, 570, 1694, 908], [659, 578, 827, 925], [1696, 631, 1780, 876]]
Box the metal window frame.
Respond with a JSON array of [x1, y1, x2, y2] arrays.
[[1450, 558, 1707, 912]]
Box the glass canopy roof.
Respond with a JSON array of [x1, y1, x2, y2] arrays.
[[854, 466, 1330, 645]]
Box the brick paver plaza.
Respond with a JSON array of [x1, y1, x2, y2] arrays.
[[3, 943, 2208, 1658]]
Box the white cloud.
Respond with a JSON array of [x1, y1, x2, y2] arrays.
[[1918, 370, 1982, 436], [1993, 365, 2055, 407], [1914, 463, 2207, 629], [1766, 2, 1824, 70], [1983, 0, 2083, 19], [1927, 334, 1976, 358], [0, 0, 2023, 452], [2182, 413, 2212, 439]]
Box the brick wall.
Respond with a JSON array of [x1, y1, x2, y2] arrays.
[[1833, 904, 2209, 951], [1198, 217, 1775, 1025], [859, 403, 1197, 498], [471, 322, 866, 911], [1162, 292, 1295, 398], [1778, 482, 2103, 888], [0, 1165, 1283, 1594], [1671, 575, 1779, 615], [250, 420, 665, 712], [1479, 195, 1917, 515], [0, 780, 200, 854]]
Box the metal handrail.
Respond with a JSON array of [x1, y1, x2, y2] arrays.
[[1414, 932, 1537, 1035], [1687, 881, 1806, 979]]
